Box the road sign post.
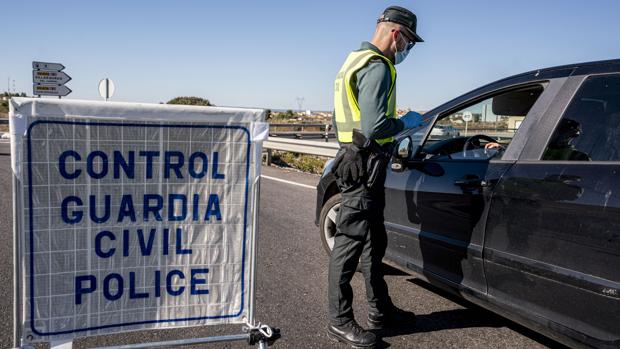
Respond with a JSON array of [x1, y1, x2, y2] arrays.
[[32, 61, 71, 98], [462, 111, 473, 136]]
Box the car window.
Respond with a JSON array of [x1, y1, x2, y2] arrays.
[[419, 85, 544, 160], [542, 74, 620, 161]]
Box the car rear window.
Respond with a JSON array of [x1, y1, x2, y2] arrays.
[[543, 74, 620, 161]]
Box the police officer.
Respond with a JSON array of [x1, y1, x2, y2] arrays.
[[327, 6, 426, 348]]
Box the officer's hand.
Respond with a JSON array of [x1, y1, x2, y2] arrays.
[[399, 111, 428, 129], [332, 146, 366, 184]]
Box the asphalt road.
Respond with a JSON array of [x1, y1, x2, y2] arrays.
[[0, 155, 565, 349]]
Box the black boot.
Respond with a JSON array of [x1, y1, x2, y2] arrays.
[[367, 306, 416, 330], [327, 320, 376, 348]]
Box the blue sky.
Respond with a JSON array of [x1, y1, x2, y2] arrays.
[[2, 0, 619, 111]]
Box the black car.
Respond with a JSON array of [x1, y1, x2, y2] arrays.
[[316, 59, 620, 349]]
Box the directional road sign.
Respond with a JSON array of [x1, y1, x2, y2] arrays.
[[33, 61, 71, 97], [32, 61, 65, 71], [32, 70, 72, 85], [33, 84, 72, 97]]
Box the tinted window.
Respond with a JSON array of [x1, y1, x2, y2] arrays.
[[543, 74, 620, 161]]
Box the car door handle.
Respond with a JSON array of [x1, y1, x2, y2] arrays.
[[454, 176, 487, 188]]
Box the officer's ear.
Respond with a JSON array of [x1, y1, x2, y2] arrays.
[[390, 29, 404, 50], [390, 29, 399, 42]]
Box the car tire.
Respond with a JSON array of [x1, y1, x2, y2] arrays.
[[319, 194, 341, 256], [319, 194, 363, 272]]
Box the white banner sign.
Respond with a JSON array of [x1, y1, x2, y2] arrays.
[[9, 98, 267, 342]]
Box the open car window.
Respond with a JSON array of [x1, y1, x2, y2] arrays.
[[419, 85, 544, 160]]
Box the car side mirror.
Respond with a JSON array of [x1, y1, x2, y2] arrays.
[[397, 137, 412, 159], [391, 137, 413, 172]]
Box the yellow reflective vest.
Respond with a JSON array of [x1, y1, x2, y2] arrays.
[[334, 49, 397, 144]]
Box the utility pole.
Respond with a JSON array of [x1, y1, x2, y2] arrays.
[[296, 97, 305, 113]]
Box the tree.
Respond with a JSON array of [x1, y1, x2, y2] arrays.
[[283, 109, 295, 118], [166, 96, 213, 106]]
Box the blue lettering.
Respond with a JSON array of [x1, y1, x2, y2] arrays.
[[192, 194, 200, 221], [144, 194, 163, 221], [95, 230, 116, 258], [139, 151, 160, 179], [163, 228, 170, 255], [90, 195, 111, 223], [188, 152, 208, 179], [61, 196, 83, 224], [59, 150, 81, 179], [168, 194, 187, 221], [164, 151, 184, 179], [191, 268, 209, 295], [137, 228, 156, 256], [129, 272, 149, 299], [103, 273, 124, 301], [75, 275, 96, 305], [113, 151, 135, 179], [175, 228, 192, 255], [117, 194, 136, 222], [123, 229, 130, 257], [155, 270, 161, 297], [205, 194, 222, 221], [166, 270, 185, 296], [86, 150, 108, 179], [212, 151, 225, 179]]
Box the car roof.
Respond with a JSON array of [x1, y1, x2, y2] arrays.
[[425, 59, 620, 117], [488, 58, 620, 87]]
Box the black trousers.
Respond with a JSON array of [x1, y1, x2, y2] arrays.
[[327, 183, 393, 326]]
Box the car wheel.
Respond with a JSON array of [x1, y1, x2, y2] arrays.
[[319, 194, 341, 256]]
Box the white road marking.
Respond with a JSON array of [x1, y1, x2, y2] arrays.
[[261, 174, 317, 190]]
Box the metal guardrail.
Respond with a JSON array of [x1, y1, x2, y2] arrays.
[[0, 141, 9, 155], [269, 123, 334, 140], [262, 137, 339, 164], [1, 119, 8, 155]]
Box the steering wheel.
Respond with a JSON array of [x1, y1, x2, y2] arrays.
[[462, 134, 501, 156]]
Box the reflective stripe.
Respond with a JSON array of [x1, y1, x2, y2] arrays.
[[334, 49, 397, 144], [338, 53, 370, 131]]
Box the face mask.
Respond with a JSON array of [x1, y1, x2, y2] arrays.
[[394, 33, 412, 65]]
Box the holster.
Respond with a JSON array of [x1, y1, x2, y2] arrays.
[[351, 129, 391, 191]]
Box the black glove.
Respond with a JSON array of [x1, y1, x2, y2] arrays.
[[331, 145, 366, 185]]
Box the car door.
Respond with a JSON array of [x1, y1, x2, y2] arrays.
[[484, 73, 620, 346], [383, 83, 546, 294]]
